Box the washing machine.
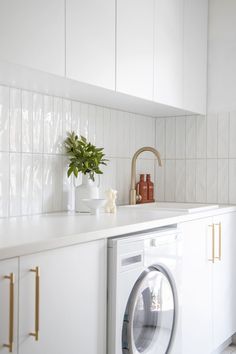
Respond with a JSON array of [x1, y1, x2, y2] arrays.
[[108, 226, 182, 354]]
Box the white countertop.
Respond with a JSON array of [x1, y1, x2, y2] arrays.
[[0, 204, 235, 260]]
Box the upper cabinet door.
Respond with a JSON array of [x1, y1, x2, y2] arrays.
[[66, 0, 115, 90], [154, 0, 184, 108], [0, 0, 65, 76], [116, 0, 154, 100], [183, 0, 208, 114]]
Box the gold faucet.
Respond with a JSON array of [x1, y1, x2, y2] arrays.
[[130, 147, 162, 205]]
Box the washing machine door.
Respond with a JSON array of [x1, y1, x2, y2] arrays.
[[122, 266, 176, 354]]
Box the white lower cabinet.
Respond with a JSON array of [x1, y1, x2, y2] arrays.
[[212, 213, 236, 350], [0, 259, 18, 354], [181, 217, 213, 354], [181, 212, 236, 354], [0, 239, 106, 354]]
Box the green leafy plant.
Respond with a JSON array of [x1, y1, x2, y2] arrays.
[[64, 132, 108, 181]]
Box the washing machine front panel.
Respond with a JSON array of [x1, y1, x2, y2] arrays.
[[122, 266, 176, 354]]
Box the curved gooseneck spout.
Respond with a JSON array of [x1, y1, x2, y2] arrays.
[[130, 147, 162, 205]]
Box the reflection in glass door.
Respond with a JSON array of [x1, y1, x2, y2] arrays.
[[122, 266, 176, 354]]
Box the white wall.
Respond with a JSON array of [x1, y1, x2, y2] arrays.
[[156, 0, 236, 205], [0, 85, 155, 217]]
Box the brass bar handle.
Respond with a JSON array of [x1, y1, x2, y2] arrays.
[[3, 273, 15, 353], [208, 224, 215, 263], [29, 267, 40, 341], [214, 222, 222, 261]]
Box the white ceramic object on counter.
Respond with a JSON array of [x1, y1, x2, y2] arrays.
[[82, 199, 106, 215], [75, 174, 99, 212]]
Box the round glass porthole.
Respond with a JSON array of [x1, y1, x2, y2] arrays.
[[122, 266, 176, 354]]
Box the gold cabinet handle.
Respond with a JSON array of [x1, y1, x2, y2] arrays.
[[29, 267, 40, 341], [3, 273, 15, 352], [214, 222, 222, 261], [208, 224, 215, 263]]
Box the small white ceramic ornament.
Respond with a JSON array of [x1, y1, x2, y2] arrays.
[[105, 188, 118, 214]]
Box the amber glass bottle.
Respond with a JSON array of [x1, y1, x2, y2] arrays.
[[136, 174, 148, 203], [146, 174, 154, 202]]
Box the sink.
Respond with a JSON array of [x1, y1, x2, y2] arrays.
[[121, 202, 219, 214]]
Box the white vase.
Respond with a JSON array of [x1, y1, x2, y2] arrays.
[[74, 174, 99, 213]]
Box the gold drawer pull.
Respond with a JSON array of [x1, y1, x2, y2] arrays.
[[208, 224, 215, 263], [214, 222, 222, 261], [3, 273, 15, 353], [29, 267, 40, 341]]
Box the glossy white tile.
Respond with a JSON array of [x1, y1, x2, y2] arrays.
[[165, 160, 176, 201], [229, 111, 236, 158], [207, 159, 218, 203], [207, 113, 218, 158], [71, 100, 81, 133], [155, 159, 165, 202], [43, 155, 63, 213], [196, 115, 207, 158], [116, 158, 131, 205], [10, 88, 21, 152], [62, 156, 73, 211], [32, 93, 44, 153], [32, 154, 43, 214], [21, 153, 32, 215], [186, 116, 196, 158], [43, 95, 54, 154], [94, 106, 104, 147], [175, 160, 186, 202], [218, 112, 229, 158], [10, 153, 21, 216], [196, 159, 207, 203], [100, 157, 116, 199], [80, 103, 89, 139], [176, 117, 186, 159], [165, 117, 176, 159], [0, 86, 10, 152], [186, 159, 196, 202], [88, 104, 96, 145], [229, 159, 236, 204], [22, 91, 33, 153], [156, 118, 165, 158], [0, 152, 9, 217], [218, 159, 229, 204]]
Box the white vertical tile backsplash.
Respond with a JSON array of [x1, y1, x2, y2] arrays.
[[22, 91, 33, 153], [186, 160, 196, 202], [158, 113, 235, 205], [196, 159, 207, 203], [10, 152, 21, 216], [10, 89, 21, 152], [186, 116, 196, 158], [165, 118, 176, 159], [0, 152, 9, 217], [207, 159, 218, 203], [0, 86, 10, 152], [0, 82, 235, 217], [32, 93, 44, 153], [229, 111, 236, 158], [207, 113, 218, 158]]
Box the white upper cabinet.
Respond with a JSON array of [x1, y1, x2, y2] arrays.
[[154, 0, 184, 108], [66, 0, 116, 90], [0, 0, 65, 76], [116, 0, 154, 100], [183, 0, 208, 114]]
